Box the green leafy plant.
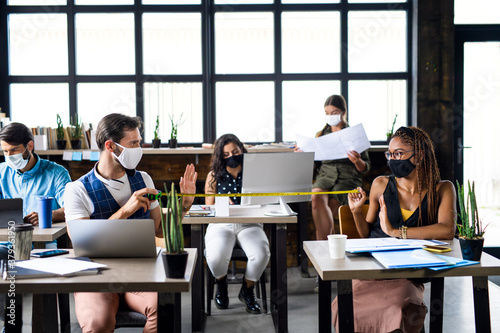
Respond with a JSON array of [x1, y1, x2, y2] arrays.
[[69, 115, 83, 140], [153, 115, 160, 140], [56, 114, 65, 140], [159, 183, 185, 254], [387, 114, 398, 139], [456, 180, 487, 239], [169, 113, 185, 140]]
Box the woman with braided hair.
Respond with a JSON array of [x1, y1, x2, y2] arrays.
[[331, 126, 456, 333]]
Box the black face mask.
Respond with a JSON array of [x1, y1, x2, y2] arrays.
[[388, 153, 416, 178], [224, 154, 243, 168]]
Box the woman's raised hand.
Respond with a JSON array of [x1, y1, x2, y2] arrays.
[[378, 195, 396, 237], [348, 187, 366, 212]]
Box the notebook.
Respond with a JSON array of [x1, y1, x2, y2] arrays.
[[0, 198, 24, 228], [67, 219, 157, 258]]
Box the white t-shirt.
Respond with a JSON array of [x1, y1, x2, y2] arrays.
[[64, 167, 159, 221]]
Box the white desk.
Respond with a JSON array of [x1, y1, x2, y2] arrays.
[[184, 204, 297, 333], [304, 240, 500, 333], [0, 248, 197, 333]]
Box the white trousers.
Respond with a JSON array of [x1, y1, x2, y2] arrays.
[[205, 223, 270, 282]]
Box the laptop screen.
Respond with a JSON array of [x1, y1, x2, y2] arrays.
[[67, 219, 157, 258], [0, 198, 24, 228]]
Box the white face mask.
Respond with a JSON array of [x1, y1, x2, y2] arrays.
[[112, 142, 143, 170], [5, 148, 30, 170], [325, 114, 342, 126]]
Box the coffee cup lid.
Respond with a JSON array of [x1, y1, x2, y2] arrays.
[[14, 223, 34, 231]]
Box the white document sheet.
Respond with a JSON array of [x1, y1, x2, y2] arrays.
[[15, 257, 107, 275], [295, 123, 371, 161]]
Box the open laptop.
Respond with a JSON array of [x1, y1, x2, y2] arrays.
[[67, 219, 157, 258], [0, 198, 24, 228]]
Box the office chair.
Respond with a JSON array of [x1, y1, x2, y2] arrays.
[[338, 204, 369, 238], [115, 302, 147, 329], [206, 245, 267, 315]]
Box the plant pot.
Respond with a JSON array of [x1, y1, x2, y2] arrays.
[[459, 237, 484, 261], [70, 139, 82, 150], [169, 139, 178, 149], [56, 140, 67, 150], [161, 251, 188, 278], [152, 139, 161, 148]]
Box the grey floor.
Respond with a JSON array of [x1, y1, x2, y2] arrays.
[[4, 267, 500, 332]]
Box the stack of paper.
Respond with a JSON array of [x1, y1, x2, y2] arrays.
[[187, 205, 214, 217], [345, 238, 448, 253], [11, 257, 106, 279]]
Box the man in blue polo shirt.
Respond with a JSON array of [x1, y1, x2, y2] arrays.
[[0, 122, 71, 228]]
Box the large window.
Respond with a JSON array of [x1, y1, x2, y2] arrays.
[[1, 1, 411, 145]]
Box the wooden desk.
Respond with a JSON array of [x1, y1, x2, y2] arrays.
[[184, 205, 297, 333], [0, 248, 197, 333], [0, 224, 67, 243], [304, 240, 500, 333], [0, 224, 70, 332]]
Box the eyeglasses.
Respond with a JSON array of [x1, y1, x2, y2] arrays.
[[384, 150, 414, 160]]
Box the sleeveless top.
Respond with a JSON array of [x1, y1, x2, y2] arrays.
[[216, 169, 242, 205], [369, 175, 430, 238], [78, 168, 150, 220]]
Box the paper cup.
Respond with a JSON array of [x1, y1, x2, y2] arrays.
[[37, 196, 54, 229], [327, 234, 347, 259]]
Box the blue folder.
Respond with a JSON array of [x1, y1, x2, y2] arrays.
[[371, 249, 451, 269], [427, 255, 479, 271]]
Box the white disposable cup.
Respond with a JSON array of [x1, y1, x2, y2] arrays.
[[215, 197, 230, 217], [327, 234, 347, 259]]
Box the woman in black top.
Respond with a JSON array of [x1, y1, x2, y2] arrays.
[[204, 134, 270, 315], [331, 126, 456, 332]]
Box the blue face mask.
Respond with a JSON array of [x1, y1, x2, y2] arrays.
[[387, 153, 415, 178], [224, 154, 243, 168]]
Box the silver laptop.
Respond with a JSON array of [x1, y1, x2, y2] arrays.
[[0, 198, 24, 228], [67, 219, 157, 258]]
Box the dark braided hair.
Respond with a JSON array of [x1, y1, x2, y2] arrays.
[[209, 134, 247, 189], [392, 126, 441, 226]]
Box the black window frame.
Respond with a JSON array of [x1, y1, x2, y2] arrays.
[[0, 0, 413, 146]]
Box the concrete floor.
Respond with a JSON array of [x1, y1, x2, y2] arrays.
[[3, 266, 500, 332]]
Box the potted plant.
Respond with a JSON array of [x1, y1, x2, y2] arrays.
[[168, 113, 184, 149], [159, 182, 188, 278], [386, 114, 398, 145], [69, 115, 83, 150], [152, 115, 161, 148], [56, 114, 66, 150], [456, 180, 487, 261]]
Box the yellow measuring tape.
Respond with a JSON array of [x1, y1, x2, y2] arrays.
[[173, 190, 359, 198]]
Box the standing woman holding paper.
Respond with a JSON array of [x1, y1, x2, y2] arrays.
[[331, 126, 456, 333], [309, 94, 371, 240], [204, 134, 270, 314]]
